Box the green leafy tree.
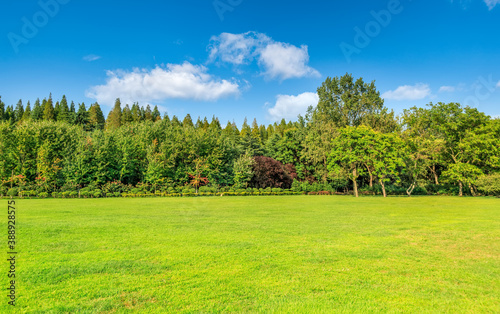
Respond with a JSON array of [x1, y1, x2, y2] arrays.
[[327, 126, 375, 197], [233, 151, 255, 188]]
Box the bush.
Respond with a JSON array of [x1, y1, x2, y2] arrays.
[[69, 191, 78, 198], [7, 188, 19, 197], [476, 173, 500, 196], [93, 191, 102, 198], [38, 192, 49, 198], [114, 192, 122, 198]]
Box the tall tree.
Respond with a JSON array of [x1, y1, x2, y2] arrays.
[[31, 99, 43, 121], [43, 94, 55, 121], [106, 99, 122, 129], [57, 95, 70, 123], [89, 103, 105, 130]]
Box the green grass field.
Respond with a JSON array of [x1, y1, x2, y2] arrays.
[[4, 196, 500, 313]]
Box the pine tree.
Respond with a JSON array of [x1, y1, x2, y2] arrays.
[[0, 97, 5, 121], [22, 101, 31, 121], [57, 95, 70, 123], [106, 98, 122, 129], [121, 104, 133, 125], [89, 102, 105, 130], [31, 99, 43, 121], [144, 104, 153, 121], [183, 114, 194, 128], [5, 106, 14, 124], [54, 101, 61, 121], [131, 103, 142, 122], [69, 101, 76, 123], [14, 99, 24, 122], [43, 94, 55, 121], [152, 106, 161, 121], [75, 102, 89, 127]]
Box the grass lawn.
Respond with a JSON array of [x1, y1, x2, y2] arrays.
[[4, 196, 500, 313]]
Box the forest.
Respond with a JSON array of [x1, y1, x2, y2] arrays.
[[1, 74, 499, 198]]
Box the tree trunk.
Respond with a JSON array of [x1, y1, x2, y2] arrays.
[[381, 180, 387, 198], [430, 165, 439, 185], [459, 181, 463, 197], [469, 184, 475, 197], [365, 163, 373, 187], [406, 182, 415, 197], [352, 168, 359, 198]]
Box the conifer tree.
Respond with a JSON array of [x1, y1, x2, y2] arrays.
[[43, 94, 55, 121], [152, 106, 161, 121], [31, 99, 43, 121], [57, 95, 70, 123], [14, 99, 24, 122], [22, 101, 31, 121], [144, 104, 153, 121], [89, 102, 106, 130], [106, 98, 122, 129], [121, 104, 133, 125]]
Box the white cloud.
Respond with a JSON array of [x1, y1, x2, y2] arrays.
[[208, 31, 269, 65], [86, 62, 240, 106], [208, 31, 320, 80], [83, 54, 101, 62], [258, 43, 320, 80], [382, 83, 431, 101], [497, 81, 500, 88], [484, 0, 500, 10], [267, 92, 319, 121], [439, 86, 456, 92]]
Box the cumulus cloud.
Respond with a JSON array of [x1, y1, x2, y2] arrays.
[[208, 31, 320, 80], [439, 86, 456, 92], [83, 54, 101, 62], [267, 92, 319, 121], [382, 83, 431, 101], [86, 62, 240, 106], [484, 0, 500, 10]]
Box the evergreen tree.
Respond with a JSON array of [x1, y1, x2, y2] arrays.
[[75, 102, 89, 127], [144, 104, 153, 121], [131, 103, 142, 122], [5, 106, 14, 124], [152, 106, 161, 121], [183, 114, 194, 128], [14, 99, 24, 122], [0, 97, 5, 121], [121, 104, 133, 125], [69, 101, 76, 123], [54, 101, 61, 121], [89, 103, 106, 130], [106, 98, 122, 129], [43, 94, 55, 121], [31, 99, 43, 121], [57, 95, 70, 123], [22, 101, 31, 121]]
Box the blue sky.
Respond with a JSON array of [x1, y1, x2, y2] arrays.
[[1, 0, 499, 125]]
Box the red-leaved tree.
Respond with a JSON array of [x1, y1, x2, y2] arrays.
[[250, 156, 293, 189]]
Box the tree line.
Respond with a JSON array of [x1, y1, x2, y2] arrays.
[[1, 74, 499, 198]]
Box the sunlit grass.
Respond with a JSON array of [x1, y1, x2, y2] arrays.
[[5, 196, 499, 312]]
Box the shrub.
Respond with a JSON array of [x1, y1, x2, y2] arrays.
[[7, 188, 19, 197], [69, 191, 78, 198], [476, 173, 500, 196], [38, 192, 49, 198]]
